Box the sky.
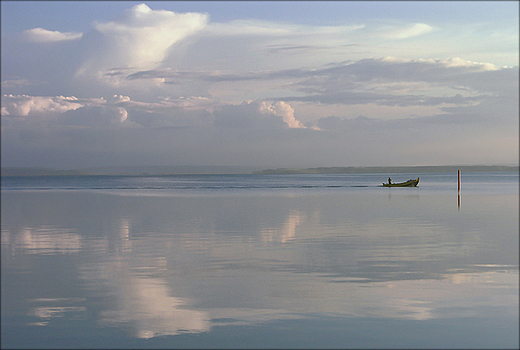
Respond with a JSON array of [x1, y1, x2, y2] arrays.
[[1, 1, 518, 169]]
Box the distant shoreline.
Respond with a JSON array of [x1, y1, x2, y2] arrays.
[[1, 165, 518, 177], [253, 165, 519, 175]]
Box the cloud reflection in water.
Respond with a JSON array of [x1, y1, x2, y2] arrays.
[[1, 189, 518, 341]]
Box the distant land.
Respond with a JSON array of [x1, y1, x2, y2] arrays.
[[254, 165, 519, 174], [1, 167, 86, 176], [1, 165, 518, 176], [0, 166, 261, 176]]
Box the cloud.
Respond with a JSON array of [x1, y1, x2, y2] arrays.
[[206, 20, 364, 37], [213, 101, 283, 129], [21, 27, 83, 42], [1, 79, 34, 89], [259, 101, 305, 128], [207, 20, 296, 37], [381, 23, 434, 40], [275, 58, 510, 111], [438, 57, 499, 71], [213, 100, 305, 129], [2, 94, 218, 129], [0, 94, 135, 128], [1, 3, 517, 168], [126, 57, 503, 101], [127, 69, 262, 83], [59, 103, 135, 128], [76, 4, 208, 75], [323, 57, 499, 84], [316, 115, 383, 131], [108, 95, 131, 104], [1, 95, 83, 117], [4, 56, 514, 132], [1, 93, 305, 130], [157, 18, 367, 75], [161, 96, 219, 112]]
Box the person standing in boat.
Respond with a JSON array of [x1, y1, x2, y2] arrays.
[[388, 177, 392, 184]]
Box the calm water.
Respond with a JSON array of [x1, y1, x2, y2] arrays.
[[1, 172, 518, 348]]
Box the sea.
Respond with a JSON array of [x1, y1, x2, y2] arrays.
[[1, 171, 518, 349]]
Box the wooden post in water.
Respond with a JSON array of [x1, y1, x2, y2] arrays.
[[458, 170, 461, 209]]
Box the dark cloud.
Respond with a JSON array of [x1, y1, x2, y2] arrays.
[[284, 91, 484, 107], [125, 58, 513, 110]]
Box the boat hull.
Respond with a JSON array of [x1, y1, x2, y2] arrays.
[[382, 178, 419, 187]]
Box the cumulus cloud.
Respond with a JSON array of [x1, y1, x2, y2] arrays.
[[213, 100, 305, 129], [260, 101, 305, 128], [108, 95, 132, 104], [21, 27, 83, 42], [76, 4, 208, 75], [58, 105, 133, 127], [1, 94, 306, 130], [117, 107, 128, 122], [439, 57, 498, 71], [213, 101, 283, 129], [1, 3, 517, 168], [1, 95, 83, 117], [0, 94, 135, 128], [1, 94, 215, 129]]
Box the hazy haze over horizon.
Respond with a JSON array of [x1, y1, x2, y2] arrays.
[[1, 1, 518, 169]]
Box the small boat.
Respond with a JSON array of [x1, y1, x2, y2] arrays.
[[382, 178, 419, 187]]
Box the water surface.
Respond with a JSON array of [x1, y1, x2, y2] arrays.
[[1, 172, 518, 348]]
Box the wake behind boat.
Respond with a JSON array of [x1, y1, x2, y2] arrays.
[[382, 177, 419, 187]]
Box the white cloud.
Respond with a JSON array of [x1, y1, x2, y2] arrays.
[[59, 105, 135, 127], [108, 95, 131, 104], [1, 94, 83, 117], [21, 27, 83, 42], [117, 107, 128, 122], [439, 57, 499, 71], [0, 94, 135, 128], [159, 96, 219, 112], [1, 3, 517, 168], [213, 101, 283, 129], [207, 20, 295, 37], [77, 4, 208, 75], [206, 20, 364, 37], [260, 101, 305, 129], [382, 23, 434, 40], [213, 100, 305, 129]]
